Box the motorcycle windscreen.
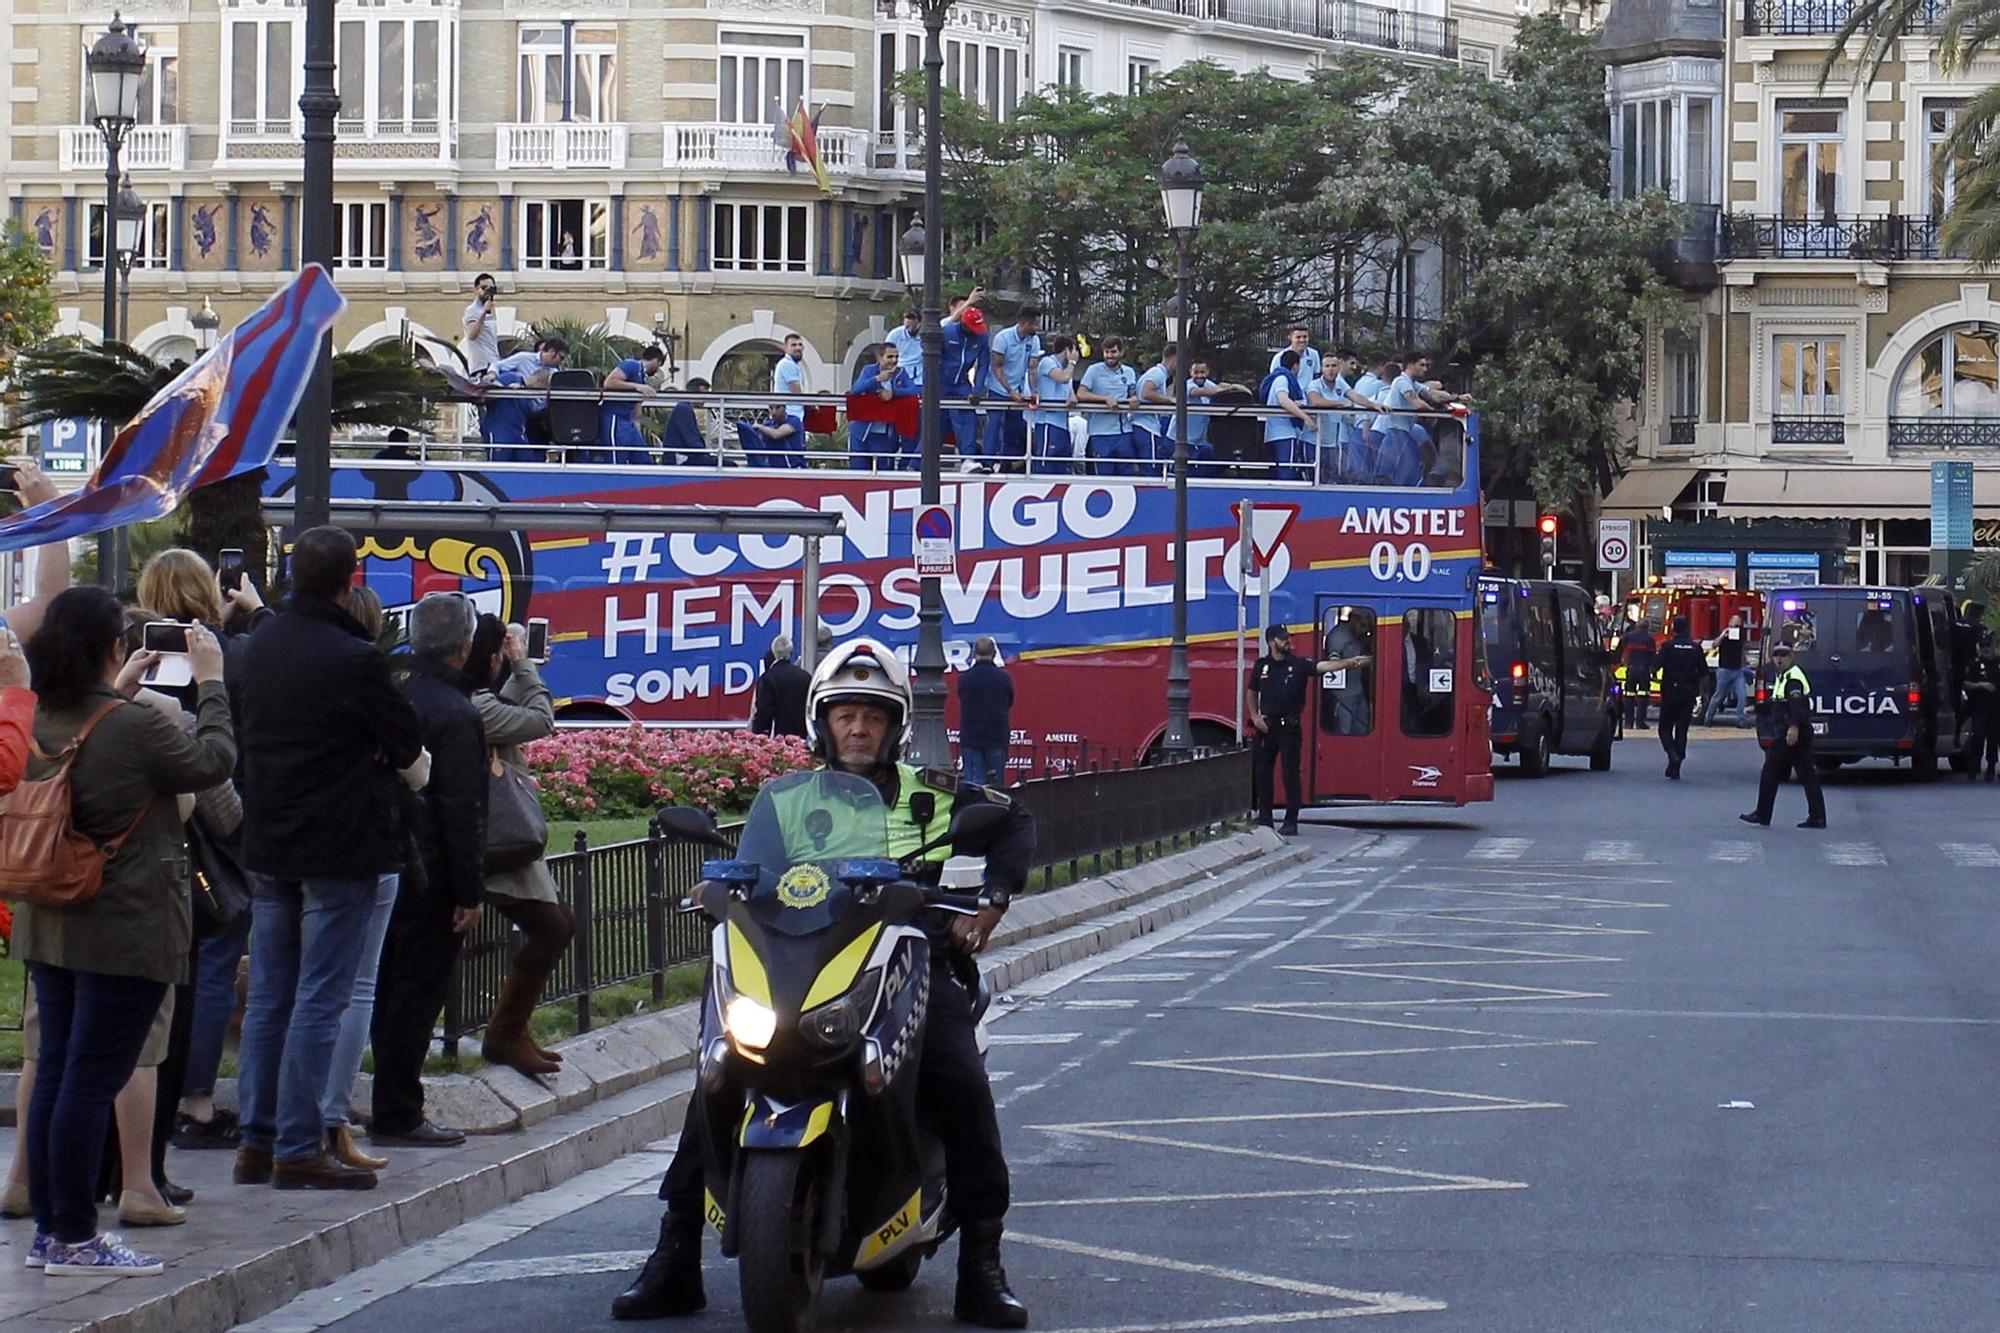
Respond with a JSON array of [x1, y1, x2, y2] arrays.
[[733, 769, 893, 937]]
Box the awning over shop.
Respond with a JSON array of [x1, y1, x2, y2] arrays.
[[1717, 467, 2000, 520], [1601, 467, 1698, 515]]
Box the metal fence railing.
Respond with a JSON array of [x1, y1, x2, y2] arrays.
[[441, 748, 1251, 1050]]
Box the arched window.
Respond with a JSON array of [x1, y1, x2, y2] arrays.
[[1894, 324, 2000, 418]]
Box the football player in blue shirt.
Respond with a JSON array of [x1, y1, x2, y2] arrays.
[[1077, 337, 1140, 476], [1135, 345, 1178, 479], [601, 345, 666, 467], [849, 342, 920, 472], [983, 306, 1042, 474], [1029, 335, 1079, 474]]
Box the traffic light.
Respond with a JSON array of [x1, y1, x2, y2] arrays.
[[1538, 514, 1558, 570]]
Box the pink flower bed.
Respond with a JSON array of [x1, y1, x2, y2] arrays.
[[524, 726, 814, 820]]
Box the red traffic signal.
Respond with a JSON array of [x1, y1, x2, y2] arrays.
[[1537, 514, 1559, 537]]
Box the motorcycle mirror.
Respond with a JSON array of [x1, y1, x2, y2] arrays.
[[909, 801, 1009, 861], [653, 805, 732, 848]]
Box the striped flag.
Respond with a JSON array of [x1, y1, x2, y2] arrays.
[[786, 99, 833, 196], [0, 265, 345, 553]]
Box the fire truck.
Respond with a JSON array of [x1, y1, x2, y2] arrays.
[[1620, 582, 1766, 704]]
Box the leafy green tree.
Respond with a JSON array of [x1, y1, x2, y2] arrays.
[[0, 224, 58, 449], [507, 317, 641, 377]]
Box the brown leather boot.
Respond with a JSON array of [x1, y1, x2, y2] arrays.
[[481, 960, 560, 1076], [328, 1124, 388, 1171], [273, 1150, 377, 1191], [233, 1146, 273, 1185]]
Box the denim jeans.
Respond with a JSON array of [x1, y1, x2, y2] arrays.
[[237, 874, 379, 1162], [26, 964, 168, 1243], [961, 746, 1010, 790], [181, 910, 252, 1099], [1703, 667, 1749, 725], [321, 873, 401, 1130]]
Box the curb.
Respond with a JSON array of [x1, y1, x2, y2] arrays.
[[4, 825, 1323, 1333]]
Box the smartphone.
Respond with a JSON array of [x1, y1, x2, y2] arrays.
[[140, 620, 194, 688], [218, 548, 246, 593], [526, 618, 550, 663]]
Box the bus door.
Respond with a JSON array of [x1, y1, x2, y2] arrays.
[[1311, 597, 1489, 804]]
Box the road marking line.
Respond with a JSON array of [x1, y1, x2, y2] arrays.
[[1061, 998, 1140, 1009], [1825, 842, 1887, 866], [1154, 949, 1239, 959], [1263, 898, 1348, 908], [1031, 1125, 1535, 1186], [1467, 837, 1531, 860], [1362, 834, 1419, 859], [1708, 840, 1762, 863], [1227, 914, 1309, 923], [1342, 911, 1652, 936], [1509, 1004, 2000, 1026], [1007, 1231, 1447, 1311], [1388, 885, 1669, 909], [1116, 1066, 1561, 1108], [1414, 865, 1671, 884], [1942, 842, 2000, 867], [1015, 1181, 1525, 1208], [1307, 935, 1622, 963], [417, 1250, 652, 1289], [1584, 839, 1637, 862], [1215, 1010, 1595, 1044], [1172, 1037, 1583, 1060], [1272, 965, 1611, 1004], [1024, 1309, 1434, 1330], [988, 1031, 1084, 1046], [1084, 972, 1193, 984], [1200, 932, 1276, 941]]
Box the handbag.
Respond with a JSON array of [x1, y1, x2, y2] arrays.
[[187, 820, 252, 936], [485, 749, 548, 875]]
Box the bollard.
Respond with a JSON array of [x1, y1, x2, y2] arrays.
[[645, 823, 668, 1008]]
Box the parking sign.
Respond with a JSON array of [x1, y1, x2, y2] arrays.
[[39, 419, 96, 476]]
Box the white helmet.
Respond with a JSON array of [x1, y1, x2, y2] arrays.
[[805, 637, 913, 764]]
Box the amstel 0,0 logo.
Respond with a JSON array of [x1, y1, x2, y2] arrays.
[[776, 863, 833, 911]]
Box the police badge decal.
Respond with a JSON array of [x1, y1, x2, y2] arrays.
[[777, 863, 834, 911]]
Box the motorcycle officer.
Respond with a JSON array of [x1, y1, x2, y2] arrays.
[[613, 638, 1034, 1328]]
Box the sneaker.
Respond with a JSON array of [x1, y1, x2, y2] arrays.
[[44, 1231, 164, 1278], [24, 1232, 54, 1269]]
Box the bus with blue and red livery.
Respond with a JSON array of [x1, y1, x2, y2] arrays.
[[263, 413, 1493, 805]]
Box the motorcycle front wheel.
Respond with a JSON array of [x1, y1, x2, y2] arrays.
[[738, 1151, 826, 1333]]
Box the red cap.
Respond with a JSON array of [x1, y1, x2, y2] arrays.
[[960, 308, 988, 336]]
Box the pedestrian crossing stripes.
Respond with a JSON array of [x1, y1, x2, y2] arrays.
[[1084, 972, 1194, 985], [1584, 840, 1638, 862], [1942, 843, 2000, 867], [1363, 834, 1419, 860], [1156, 949, 1240, 959], [1824, 842, 1887, 866], [1468, 838, 1532, 861], [1708, 841, 1763, 864]]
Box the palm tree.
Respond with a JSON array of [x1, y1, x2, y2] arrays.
[[1828, 0, 2000, 261], [504, 316, 642, 378]]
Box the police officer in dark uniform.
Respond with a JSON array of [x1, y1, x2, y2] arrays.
[[613, 639, 1032, 1327], [1741, 638, 1827, 828], [1249, 624, 1359, 835], [1656, 615, 1706, 780], [1962, 631, 2000, 781]]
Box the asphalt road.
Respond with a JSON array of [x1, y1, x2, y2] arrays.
[[257, 734, 2000, 1333]]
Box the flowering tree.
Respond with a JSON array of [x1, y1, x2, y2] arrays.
[[525, 727, 814, 820]]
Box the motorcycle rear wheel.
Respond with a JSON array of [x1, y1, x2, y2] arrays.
[[738, 1152, 825, 1333]]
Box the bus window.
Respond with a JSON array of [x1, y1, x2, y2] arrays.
[[1320, 606, 1376, 736], [1401, 608, 1456, 737]]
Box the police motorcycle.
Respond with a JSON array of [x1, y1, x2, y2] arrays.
[[654, 768, 1007, 1333]]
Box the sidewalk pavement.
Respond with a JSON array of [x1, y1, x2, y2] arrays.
[[0, 824, 1341, 1333]]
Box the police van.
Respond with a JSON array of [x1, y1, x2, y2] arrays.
[[1477, 577, 1617, 776], [1759, 586, 1971, 774]]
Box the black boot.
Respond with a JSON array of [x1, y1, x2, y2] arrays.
[[611, 1215, 705, 1320], [955, 1220, 1029, 1328]]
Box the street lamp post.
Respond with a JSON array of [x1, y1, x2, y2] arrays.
[[885, 0, 953, 767], [295, 0, 339, 531], [1159, 140, 1205, 762], [88, 15, 145, 590], [192, 297, 221, 354], [114, 179, 145, 342]]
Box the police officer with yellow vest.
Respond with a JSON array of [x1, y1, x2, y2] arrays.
[[1741, 637, 1828, 829], [613, 638, 1033, 1328]]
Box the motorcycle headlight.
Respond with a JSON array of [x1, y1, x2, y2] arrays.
[[724, 994, 778, 1051], [799, 968, 881, 1051]]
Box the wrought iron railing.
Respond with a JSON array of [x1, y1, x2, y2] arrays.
[[1667, 416, 1698, 448], [1889, 417, 2000, 449], [442, 748, 1252, 1048], [1104, 0, 1458, 57], [1770, 415, 1847, 445], [1742, 0, 1944, 33], [1721, 214, 1895, 260]]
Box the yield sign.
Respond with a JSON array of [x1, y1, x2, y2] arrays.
[[1229, 502, 1300, 571]]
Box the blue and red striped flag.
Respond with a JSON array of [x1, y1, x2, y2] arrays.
[[0, 265, 346, 553]]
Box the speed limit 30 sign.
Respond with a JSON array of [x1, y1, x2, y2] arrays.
[[1596, 518, 1633, 572]]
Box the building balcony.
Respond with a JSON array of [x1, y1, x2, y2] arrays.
[[1667, 416, 1698, 448], [221, 118, 458, 167], [496, 123, 629, 171], [60, 124, 188, 173], [1649, 203, 1722, 290], [1771, 415, 1847, 445], [1720, 214, 1965, 261], [664, 123, 870, 176], [1102, 0, 1457, 58], [1741, 0, 1943, 34], [1889, 417, 2000, 450]]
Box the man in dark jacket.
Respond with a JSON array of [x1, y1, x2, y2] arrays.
[[957, 636, 1015, 788], [749, 635, 810, 738], [368, 592, 489, 1147], [1618, 617, 1658, 729], [235, 527, 423, 1191], [1656, 616, 1706, 780]]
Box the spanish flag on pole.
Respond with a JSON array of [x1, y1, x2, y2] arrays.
[[786, 98, 833, 196]]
